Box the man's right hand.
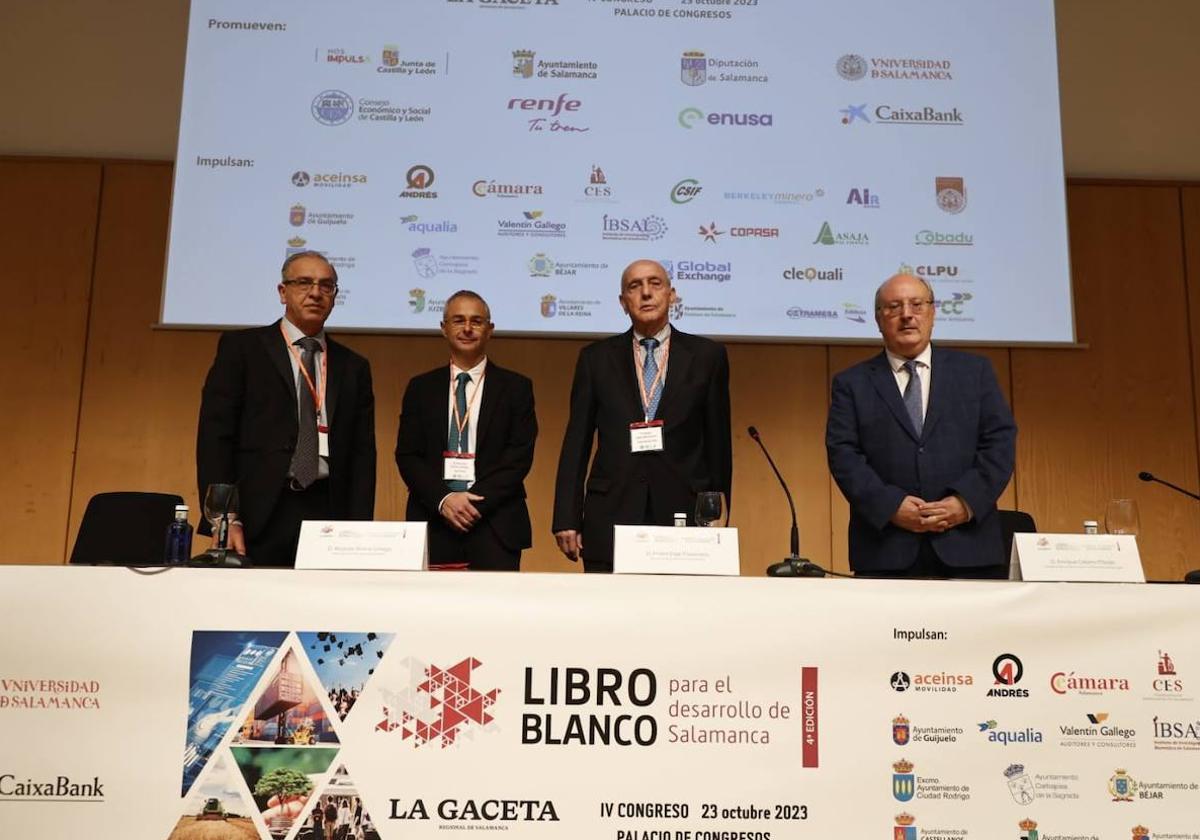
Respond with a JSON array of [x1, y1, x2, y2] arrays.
[[554, 529, 583, 562], [441, 492, 485, 533], [211, 521, 246, 555], [889, 495, 932, 532]]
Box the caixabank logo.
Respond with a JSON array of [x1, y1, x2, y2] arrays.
[[176, 631, 395, 839]]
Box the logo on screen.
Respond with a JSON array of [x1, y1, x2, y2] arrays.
[[681, 51, 706, 86], [602, 215, 667, 242], [400, 165, 438, 199], [289, 204, 306, 227], [311, 90, 354, 125], [813, 221, 868, 246], [671, 178, 703, 204], [936, 177, 967, 214], [291, 171, 310, 187], [698, 222, 723, 243], [678, 107, 773, 129], [839, 104, 870, 125], [836, 54, 867, 81], [540, 294, 556, 317], [529, 253, 555, 277], [514, 49, 535, 78], [846, 187, 880, 208], [383, 45, 400, 68]]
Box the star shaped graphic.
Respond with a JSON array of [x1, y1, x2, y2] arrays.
[[698, 222, 723, 242], [840, 104, 870, 124]]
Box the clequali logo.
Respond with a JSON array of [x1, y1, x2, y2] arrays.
[[678, 107, 773, 129], [988, 653, 1030, 698], [783, 266, 843, 282]]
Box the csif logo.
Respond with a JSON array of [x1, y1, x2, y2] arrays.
[[671, 178, 703, 204], [678, 107, 773, 129]]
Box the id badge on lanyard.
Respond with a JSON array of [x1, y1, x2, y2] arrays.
[[629, 419, 665, 453], [443, 452, 476, 481]]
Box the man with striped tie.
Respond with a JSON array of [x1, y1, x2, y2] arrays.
[[552, 259, 732, 573], [395, 290, 537, 571]]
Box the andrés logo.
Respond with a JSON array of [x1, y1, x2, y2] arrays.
[[988, 653, 1029, 698]]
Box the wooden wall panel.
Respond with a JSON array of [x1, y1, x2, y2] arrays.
[[10, 158, 1200, 581], [3, 160, 101, 563], [1013, 185, 1200, 580]]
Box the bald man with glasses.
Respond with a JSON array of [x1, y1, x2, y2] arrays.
[[196, 251, 377, 566], [825, 273, 1016, 578]]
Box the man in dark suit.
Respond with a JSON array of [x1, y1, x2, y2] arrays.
[[552, 259, 732, 573], [826, 272, 1016, 578], [395, 290, 537, 571], [196, 251, 376, 567]]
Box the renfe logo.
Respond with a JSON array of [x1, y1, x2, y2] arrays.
[[508, 94, 581, 116]]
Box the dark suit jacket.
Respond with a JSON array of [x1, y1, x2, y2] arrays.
[[196, 321, 376, 539], [552, 327, 732, 567], [394, 362, 537, 552], [825, 346, 1016, 572]]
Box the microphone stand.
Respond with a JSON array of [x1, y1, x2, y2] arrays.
[[748, 426, 831, 578], [1138, 471, 1200, 583]]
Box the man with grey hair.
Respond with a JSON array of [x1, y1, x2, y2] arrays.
[[196, 251, 377, 566], [826, 272, 1016, 578], [552, 258, 732, 572]]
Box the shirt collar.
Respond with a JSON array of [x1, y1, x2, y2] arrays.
[[633, 323, 672, 345], [281, 316, 326, 350], [886, 342, 932, 373], [451, 357, 488, 380]]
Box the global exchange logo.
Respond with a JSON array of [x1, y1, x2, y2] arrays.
[[375, 657, 500, 748], [312, 90, 354, 125], [678, 107, 773, 128], [671, 178, 702, 204]]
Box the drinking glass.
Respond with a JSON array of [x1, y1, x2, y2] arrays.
[[203, 483, 241, 553], [1104, 498, 1140, 535], [694, 492, 726, 527]]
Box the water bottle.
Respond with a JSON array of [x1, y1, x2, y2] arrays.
[[165, 504, 194, 564]]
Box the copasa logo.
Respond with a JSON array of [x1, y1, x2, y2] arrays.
[[678, 107, 773, 128]]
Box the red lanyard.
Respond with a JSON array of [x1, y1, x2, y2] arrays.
[[632, 335, 670, 421], [280, 322, 327, 417]]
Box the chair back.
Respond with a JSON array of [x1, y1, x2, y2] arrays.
[[998, 509, 1038, 563], [69, 491, 185, 565]]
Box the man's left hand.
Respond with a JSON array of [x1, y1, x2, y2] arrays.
[[916, 496, 969, 532]]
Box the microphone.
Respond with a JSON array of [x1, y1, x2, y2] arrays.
[[748, 426, 839, 578], [1138, 471, 1200, 583], [1138, 471, 1200, 501]]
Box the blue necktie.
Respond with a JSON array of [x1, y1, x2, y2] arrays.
[[289, 337, 321, 488], [641, 337, 663, 420], [447, 371, 471, 490], [902, 360, 923, 436]]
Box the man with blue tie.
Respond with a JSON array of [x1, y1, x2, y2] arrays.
[[395, 290, 537, 571], [826, 273, 1016, 578], [552, 259, 732, 573]]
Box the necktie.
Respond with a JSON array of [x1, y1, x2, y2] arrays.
[[289, 337, 321, 488], [447, 371, 471, 490], [641, 337, 663, 420], [902, 360, 923, 436]]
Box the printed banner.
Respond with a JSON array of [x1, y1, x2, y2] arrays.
[[1, 567, 1198, 839]]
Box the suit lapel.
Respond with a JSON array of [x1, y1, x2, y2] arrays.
[[262, 322, 297, 406], [657, 328, 693, 423], [324, 337, 345, 426], [868, 352, 921, 442], [475, 363, 502, 452], [608, 329, 644, 420], [922, 346, 948, 440]]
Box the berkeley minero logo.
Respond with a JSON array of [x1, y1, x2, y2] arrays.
[[678, 107, 773, 128], [311, 90, 354, 125], [988, 653, 1030, 698]]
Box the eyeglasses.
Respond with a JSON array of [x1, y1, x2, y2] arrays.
[[445, 316, 490, 329], [283, 277, 338, 296], [877, 299, 933, 318]]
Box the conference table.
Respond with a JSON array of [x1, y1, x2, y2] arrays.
[[1, 565, 1196, 839]]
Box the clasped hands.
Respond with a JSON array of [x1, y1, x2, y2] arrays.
[[890, 495, 968, 533]]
